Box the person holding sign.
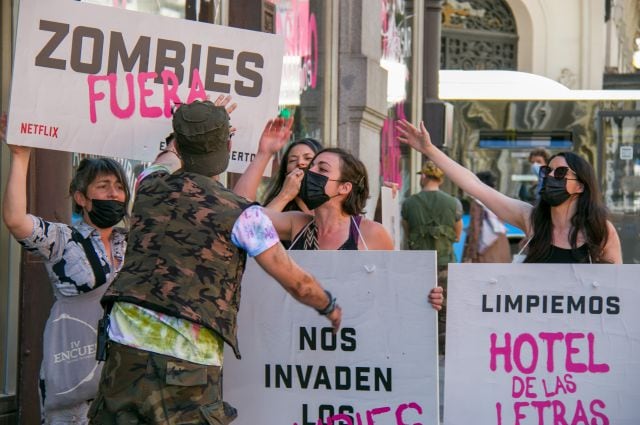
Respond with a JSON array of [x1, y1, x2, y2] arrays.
[[396, 119, 622, 264], [235, 135, 444, 309], [2, 113, 130, 425], [89, 101, 342, 424]]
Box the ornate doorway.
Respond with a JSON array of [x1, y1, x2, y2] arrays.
[[441, 0, 518, 70]]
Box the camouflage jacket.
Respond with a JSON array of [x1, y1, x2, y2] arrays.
[[103, 169, 251, 358]]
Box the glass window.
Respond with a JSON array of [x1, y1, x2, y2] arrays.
[[380, 0, 413, 193], [274, 0, 326, 142]]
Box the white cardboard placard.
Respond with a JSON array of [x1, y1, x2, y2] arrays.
[[224, 250, 439, 425], [8, 0, 283, 174], [445, 264, 640, 425]]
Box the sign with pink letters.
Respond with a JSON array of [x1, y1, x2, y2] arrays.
[[445, 264, 640, 425], [224, 251, 439, 425], [8, 0, 283, 174]]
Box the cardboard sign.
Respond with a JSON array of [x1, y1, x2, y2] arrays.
[[445, 264, 640, 425], [8, 0, 283, 174], [224, 251, 439, 425]]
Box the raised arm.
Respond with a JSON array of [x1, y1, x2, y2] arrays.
[[396, 119, 533, 234], [254, 242, 342, 330], [3, 145, 35, 240], [261, 207, 307, 242], [233, 118, 293, 201], [2, 113, 35, 240]]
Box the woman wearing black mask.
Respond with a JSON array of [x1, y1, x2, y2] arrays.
[[396, 119, 622, 264], [236, 138, 444, 309], [2, 136, 130, 423]]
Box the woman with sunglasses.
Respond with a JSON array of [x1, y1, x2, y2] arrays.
[[396, 120, 622, 264]]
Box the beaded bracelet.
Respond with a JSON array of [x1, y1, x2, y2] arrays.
[[316, 290, 337, 316]]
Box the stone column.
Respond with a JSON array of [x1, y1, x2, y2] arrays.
[[337, 0, 388, 218]]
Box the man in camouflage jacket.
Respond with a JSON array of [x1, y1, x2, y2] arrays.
[[89, 100, 341, 424]]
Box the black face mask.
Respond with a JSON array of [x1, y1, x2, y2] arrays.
[[299, 170, 331, 210], [87, 199, 126, 229], [539, 177, 571, 207]]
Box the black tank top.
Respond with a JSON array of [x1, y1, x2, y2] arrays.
[[544, 245, 590, 263], [289, 216, 363, 250]]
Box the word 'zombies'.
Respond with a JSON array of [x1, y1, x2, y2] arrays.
[[34, 20, 265, 122]]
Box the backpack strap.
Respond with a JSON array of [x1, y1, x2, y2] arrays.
[[70, 227, 107, 288]]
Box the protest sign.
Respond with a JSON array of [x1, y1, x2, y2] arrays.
[[445, 264, 640, 425], [8, 0, 283, 174], [380, 186, 401, 250], [224, 251, 439, 425]]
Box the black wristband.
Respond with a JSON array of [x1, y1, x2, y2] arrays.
[[317, 290, 336, 316]]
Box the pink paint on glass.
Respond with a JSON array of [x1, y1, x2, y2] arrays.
[[380, 103, 406, 186]]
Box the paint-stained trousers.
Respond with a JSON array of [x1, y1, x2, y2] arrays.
[[88, 343, 237, 424]]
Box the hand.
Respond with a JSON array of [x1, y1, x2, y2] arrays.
[[212, 94, 238, 115], [428, 286, 444, 311], [212, 95, 238, 135], [280, 168, 305, 200], [258, 117, 293, 155], [326, 305, 342, 332], [396, 119, 433, 154], [1, 113, 32, 157]]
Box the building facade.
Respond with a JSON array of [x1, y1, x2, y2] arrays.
[[0, 0, 639, 422]]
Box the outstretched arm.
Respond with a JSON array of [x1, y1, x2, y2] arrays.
[[255, 242, 342, 330], [233, 118, 293, 201], [2, 114, 35, 240], [396, 119, 533, 233]]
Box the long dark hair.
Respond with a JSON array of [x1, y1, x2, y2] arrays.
[[69, 158, 130, 214], [316, 147, 369, 216], [263, 138, 323, 211], [525, 152, 609, 263]]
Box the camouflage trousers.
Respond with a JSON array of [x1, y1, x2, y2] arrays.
[[437, 265, 449, 356], [88, 343, 237, 424]]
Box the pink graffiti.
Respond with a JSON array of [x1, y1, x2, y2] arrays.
[[295, 401, 423, 425], [87, 69, 207, 123], [274, 0, 318, 91], [380, 103, 406, 186], [489, 332, 610, 374]]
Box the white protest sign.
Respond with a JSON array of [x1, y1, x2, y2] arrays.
[[444, 264, 640, 425], [381, 186, 401, 250], [8, 0, 283, 174], [224, 251, 439, 425]]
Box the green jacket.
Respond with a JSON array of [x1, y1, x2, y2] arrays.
[[103, 169, 251, 358], [402, 190, 459, 265]]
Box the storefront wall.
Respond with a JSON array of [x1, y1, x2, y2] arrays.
[[0, 6, 416, 416]]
